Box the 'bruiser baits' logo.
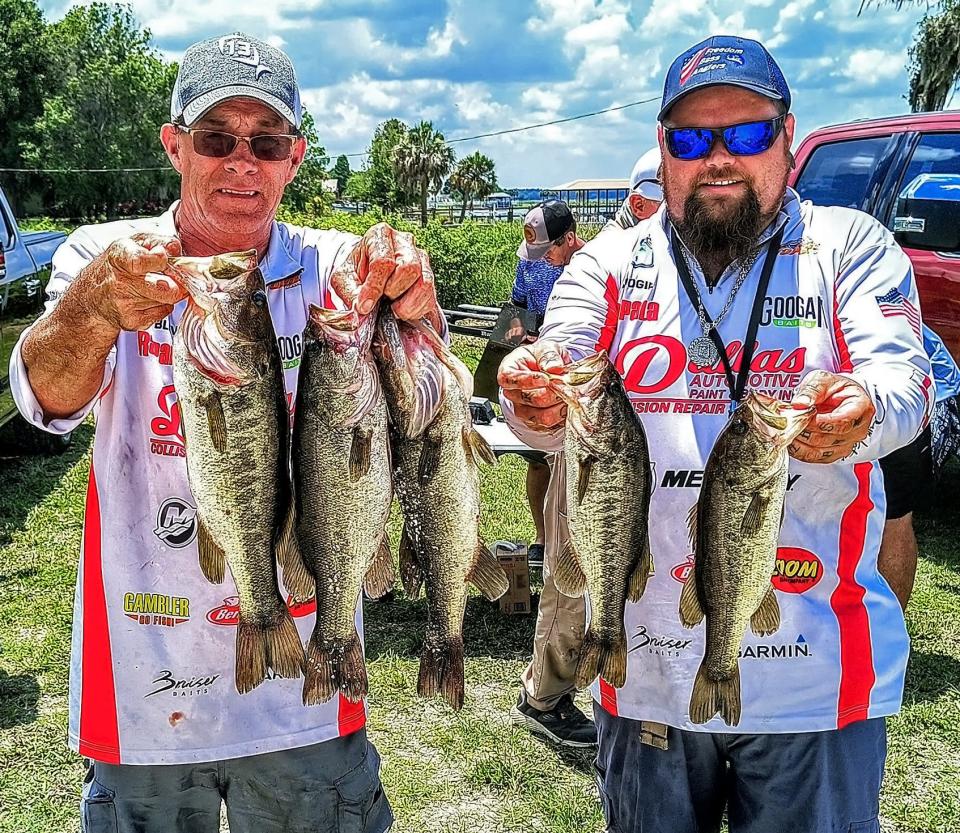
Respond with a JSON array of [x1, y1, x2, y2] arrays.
[[144, 669, 220, 698], [150, 384, 185, 458], [206, 595, 316, 626]]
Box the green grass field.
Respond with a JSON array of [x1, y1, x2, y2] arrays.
[[1, 336, 958, 832]]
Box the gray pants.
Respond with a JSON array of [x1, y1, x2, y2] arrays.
[[521, 452, 587, 710], [81, 729, 393, 833]]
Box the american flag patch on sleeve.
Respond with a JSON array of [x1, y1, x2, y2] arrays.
[[875, 287, 921, 339]]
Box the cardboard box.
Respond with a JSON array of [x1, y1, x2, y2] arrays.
[[496, 542, 531, 615]]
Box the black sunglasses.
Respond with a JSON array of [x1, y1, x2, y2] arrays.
[[664, 115, 786, 161], [179, 127, 299, 162]]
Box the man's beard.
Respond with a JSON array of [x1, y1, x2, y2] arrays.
[[674, 184, 763, 270]]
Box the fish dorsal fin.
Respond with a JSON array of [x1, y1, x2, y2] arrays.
[[463, 427, 497, 467], [750, 584, 781, 637], [363, 535, 395, 599], [577, 455, 596, 504], [554, 540, 587, 598], [466, 541, 510, 600], [678, 570, 704, 628], [197, 515, 226, 585], [740, 493, 769, 537], [350, 427, 373, 481], [686, 502, 698, 550], [628, 536, 655, 603], [203, 390, 228, 453]]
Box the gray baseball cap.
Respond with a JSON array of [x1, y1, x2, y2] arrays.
[[170, 33, 302, 129], [517, 200, 575, 261]]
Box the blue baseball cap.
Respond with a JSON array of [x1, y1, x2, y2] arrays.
[[658, 36, 790, 122]]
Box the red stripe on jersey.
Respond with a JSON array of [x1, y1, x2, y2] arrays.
[[830, 462, 876, 729], [832, 292, 853, 372], [77, 463, 121, 763], [322, 283, 334, 311], [599, 680, 619, 717], [595, 274, 620, 355], [338, 693, 366, 737]]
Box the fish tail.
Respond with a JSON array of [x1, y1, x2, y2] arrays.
[[575, 628, 627, 689], [303, 628, 367, 706], [689, 661, 741, 727], [276, 502, 314, 602], [417, 632, 465, 711], [235, 608, 305, 695]]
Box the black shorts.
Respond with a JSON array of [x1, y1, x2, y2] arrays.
[[878, 426, 932, 520]]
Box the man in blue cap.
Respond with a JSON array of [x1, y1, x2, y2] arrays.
[[498, 34, 930, 832]]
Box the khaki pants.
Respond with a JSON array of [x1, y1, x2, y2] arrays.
[[521, 452, 587, 711]]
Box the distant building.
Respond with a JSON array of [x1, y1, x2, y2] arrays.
[[322, 178, 338, 194], [543, 178, 630, 222]]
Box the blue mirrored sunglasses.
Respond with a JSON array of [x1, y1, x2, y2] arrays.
[[664, 115, 786, 161]]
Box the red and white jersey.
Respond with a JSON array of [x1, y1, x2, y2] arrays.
[[504, 189, 932, 734], [9, 205, 369, 764]]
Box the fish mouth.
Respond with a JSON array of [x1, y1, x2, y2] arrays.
[[744, 392, 815, 448], [168, 250, 261, 386]]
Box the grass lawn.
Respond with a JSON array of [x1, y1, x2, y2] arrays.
[[1, 336, 959, 832]]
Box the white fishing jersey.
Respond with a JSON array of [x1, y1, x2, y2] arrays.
[[504, 189, 932, 734], [9, 204, 370, 764]]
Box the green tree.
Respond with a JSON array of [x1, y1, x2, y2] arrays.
[[366, 118, 415, 211], [331, 154, 350, 197], [282, 109, 332, 214], [448, 151, 498, 222], [391, 121, 455, 227], [19, 3, 177, 218], [0, 0, 47, 169], [907, 0, 960, 111]]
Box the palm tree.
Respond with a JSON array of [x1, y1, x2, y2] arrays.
[[449, 152, 499, 222], [908, 0, 960, 111], [391, 121, 455, 226]]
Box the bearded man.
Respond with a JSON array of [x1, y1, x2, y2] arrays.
[[498, 35, 931, 833]]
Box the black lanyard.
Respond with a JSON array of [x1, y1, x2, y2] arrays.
[[670, 225, 785, 405]]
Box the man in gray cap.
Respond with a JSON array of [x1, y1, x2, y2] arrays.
[[499, 33, 929, 832], [10, 32, 439, 833]]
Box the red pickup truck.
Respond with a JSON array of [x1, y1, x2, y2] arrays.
[[789, 111, 960, 362]]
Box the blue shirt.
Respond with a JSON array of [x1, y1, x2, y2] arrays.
[[511, 259, 563, 316], [923, 324, 960, 401]]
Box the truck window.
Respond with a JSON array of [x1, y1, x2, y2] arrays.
[[902, 132, 960, 183], [794, 136, 896, 210]]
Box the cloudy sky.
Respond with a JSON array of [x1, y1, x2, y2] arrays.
[[40, 0, 936, 187]]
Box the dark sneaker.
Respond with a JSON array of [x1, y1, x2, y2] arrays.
[[527, 543, 545, 567], [510, 691, 597, 747]]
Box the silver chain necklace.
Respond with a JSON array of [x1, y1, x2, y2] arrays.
[[680, 247, 761, 366]]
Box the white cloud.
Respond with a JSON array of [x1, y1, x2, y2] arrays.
[[767, 0, 817, 48], [845, 48, 905, 85]]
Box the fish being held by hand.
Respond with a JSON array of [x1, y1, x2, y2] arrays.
[[545, 351, 653, 691], [373, 307, 507, 711], [169, 250, 305, 694], [292, 304, 394, 706], [679, 392, 814, 727]]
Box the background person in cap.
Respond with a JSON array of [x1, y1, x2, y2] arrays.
[[508, 199, 596, 748], [10, 31, 440, 833], [508, 199, 584, 570], [498, 33, 930, 832], [609, 146, 664, 230]]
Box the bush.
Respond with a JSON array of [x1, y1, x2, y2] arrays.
[[277, 207, 525, 309]]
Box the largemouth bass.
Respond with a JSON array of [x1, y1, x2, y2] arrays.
[[373, 308, 508, 710], [546, 351, 653, 690], [293, 305, 394, 705], [169, 251, 305, 694], [679, 392, 814, 726]]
